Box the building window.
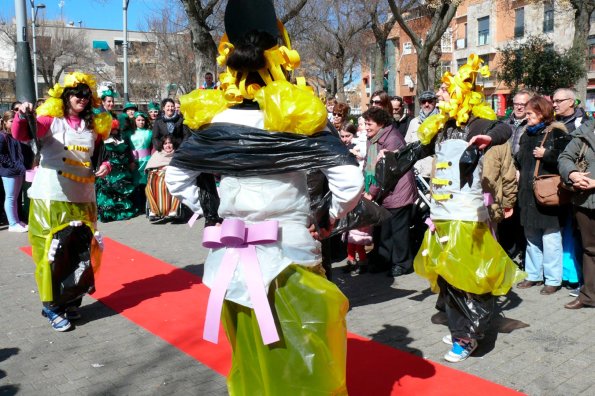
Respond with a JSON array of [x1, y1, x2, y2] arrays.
[[478, 16, 489, 46], [437, 61, 451, 79], [544, 1, 554, 33], [515, 8, 524, 38], [478, 54, 491, 82], [403, 42, 413, 55], [589, 36, 595, 72], [441, 28, 453, 53], [456, 58, 467, 70]]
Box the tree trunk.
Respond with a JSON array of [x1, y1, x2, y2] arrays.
[[336, 68, 346, 102], [373, 42, 385, 93], [571, 2, 594, 105], [415, 48, 431, 114], [190, 27, 217, 90]]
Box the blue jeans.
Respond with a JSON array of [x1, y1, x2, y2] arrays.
[[524, 226, 563, 286], [2, 175, 23, 226]]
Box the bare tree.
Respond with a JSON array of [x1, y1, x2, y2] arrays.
[[179, 0, 310, 89], [144, 5, 196, 95], [565, 0, 595, 104], [387, 0, 460, 100], [300, 0, 368, 101], [35, 21, 93, 87]]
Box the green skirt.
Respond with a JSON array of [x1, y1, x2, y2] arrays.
[[222, 264, 349, 396]]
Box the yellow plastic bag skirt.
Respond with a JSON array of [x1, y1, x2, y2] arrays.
[[414, 220, 525, 296], [222, 264, 348, 396], [28, 199, 102, 302]]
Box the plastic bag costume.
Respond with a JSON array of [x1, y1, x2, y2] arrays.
[[386, 56, 523, 340], [26, 72, 110, 307], [165, 1, 362, 394]]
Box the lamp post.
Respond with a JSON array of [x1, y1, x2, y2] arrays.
[[122, 0, 130, 102], [29, 0, 45, 99]]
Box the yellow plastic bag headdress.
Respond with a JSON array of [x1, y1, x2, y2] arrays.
[[417, 54, 497, 145]]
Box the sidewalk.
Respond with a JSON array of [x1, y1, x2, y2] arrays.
[[1, 216, 594, 395]]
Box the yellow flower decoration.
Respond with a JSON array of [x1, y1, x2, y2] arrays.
[[417, 54, 497, 143], [35, 71, 107, 136], [181, 20, 319, 135]]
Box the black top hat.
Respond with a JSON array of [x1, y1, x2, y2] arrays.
[[224, 0, 279, 45]]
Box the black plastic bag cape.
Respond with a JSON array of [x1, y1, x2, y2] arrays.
[[312, 192, 392, 239], [375, 141, 424, 198], [170, 123, 358, 176]]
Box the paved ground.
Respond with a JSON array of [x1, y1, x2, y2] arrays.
[[1, 215, 594, 395]]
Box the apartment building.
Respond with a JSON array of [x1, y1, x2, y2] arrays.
[[0, 21, 189, 107], [361, 0, 595, 116]]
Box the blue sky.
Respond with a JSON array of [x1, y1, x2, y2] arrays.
[[1, 0, 164, 31]]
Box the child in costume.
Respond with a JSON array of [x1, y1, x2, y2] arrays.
[[95, 118, 137, 222], [12, 72, 112, 332], [165, 1, 363, 394], [145, 135, 181, 222], [385, 55, 523, 362]]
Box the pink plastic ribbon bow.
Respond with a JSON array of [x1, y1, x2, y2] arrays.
[[202, 218, 280, 345]]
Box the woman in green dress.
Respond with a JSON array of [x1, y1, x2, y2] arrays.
[[127, 111, 153, 211], [95, 118, 137, 222]]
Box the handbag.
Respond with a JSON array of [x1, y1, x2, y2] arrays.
[[532, 127, 571, 206]]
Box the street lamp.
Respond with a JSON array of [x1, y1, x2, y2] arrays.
[[122, 0, 130, 102], [29, 0, 45, 99]]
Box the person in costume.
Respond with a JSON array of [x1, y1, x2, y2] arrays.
[[95, 118, 137, 222], [145, 135, 181, 222], [12, 72, 112, 332], [100, 89, 116, 116], [118, 102, 137, 137], [147, 101, 160, 126], [384, 55, 523, 362], [127, 111, 153, 209], [165, 1, 363, 394]]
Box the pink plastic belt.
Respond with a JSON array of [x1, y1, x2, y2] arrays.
[[202, 218, 280, 345], [132, 148, 151, 159]]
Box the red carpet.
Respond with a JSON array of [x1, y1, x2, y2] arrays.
[[22, 238, 523, 395]]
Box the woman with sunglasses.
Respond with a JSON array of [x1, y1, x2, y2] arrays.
[[331, 102, 350, 130], [369, 90, 393, 116], [12, 72, 112, 332]]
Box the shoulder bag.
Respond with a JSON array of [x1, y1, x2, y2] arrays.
[[532, 126, 571, 206]]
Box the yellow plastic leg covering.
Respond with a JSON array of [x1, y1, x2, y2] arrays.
[[28, 199, 100, 302], [414, 220, 525, 296], [222, 264, 349, 396]]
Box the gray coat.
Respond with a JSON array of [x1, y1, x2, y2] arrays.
[[558, 119, 595, 210]]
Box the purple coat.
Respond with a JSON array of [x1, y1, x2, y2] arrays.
[[368, 124, 417, 209]]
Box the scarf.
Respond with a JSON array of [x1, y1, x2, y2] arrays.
[[364, 125, 389, 192], [146, 150, 174, 170], [162, 113, 180, 134], [526, 122, 545, 136], [418, 107, 439, 123]]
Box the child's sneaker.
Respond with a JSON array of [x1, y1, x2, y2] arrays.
[[41, 307, 72, 332], [444, 338, 477, 363], [8, 223, 28, 233], [442, 334, 453, 345]]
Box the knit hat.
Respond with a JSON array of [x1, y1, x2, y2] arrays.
[[418, 91, 437, 102], [148, 102, 160, 111]]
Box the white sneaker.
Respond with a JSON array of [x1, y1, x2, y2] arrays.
[[442, 334, 453, 345], [8, 223, 28, 233]]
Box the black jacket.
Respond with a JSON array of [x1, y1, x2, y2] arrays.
[[514, 122, 571, 228], [152, 114, 190, 150]]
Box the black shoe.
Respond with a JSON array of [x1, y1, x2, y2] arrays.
[[352, 263, 367, 276], [342, 260, 356, 273], [388, 266, 404, 278]]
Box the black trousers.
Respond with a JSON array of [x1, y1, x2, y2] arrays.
[[576, 207, 595, 306], [372, 204, 413, 271], [437, 276, 495, 340]]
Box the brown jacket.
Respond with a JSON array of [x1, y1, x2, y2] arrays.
[[482, 142, 517, 223]]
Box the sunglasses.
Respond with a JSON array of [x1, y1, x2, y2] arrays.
[[369, 99, 382, 105], [332, 112, 343, 117], [420, 99, 435, 104], [74, 91, 91, 100]]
